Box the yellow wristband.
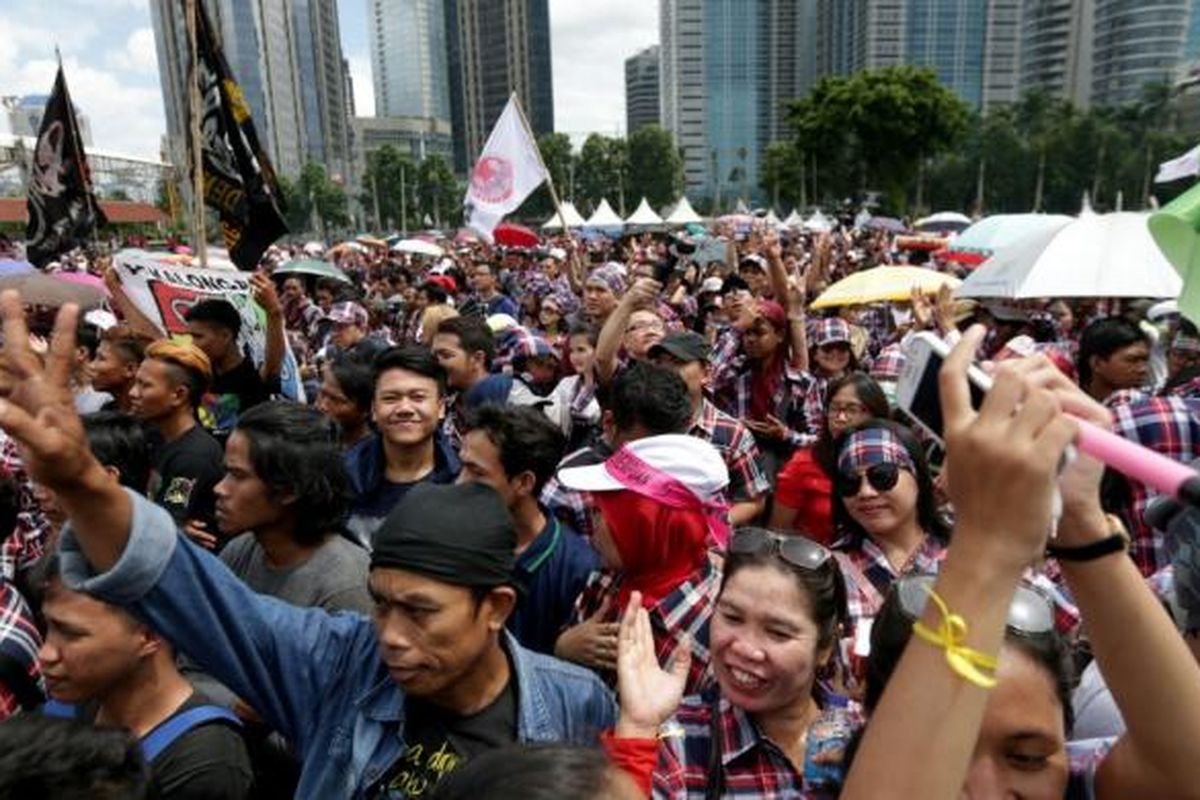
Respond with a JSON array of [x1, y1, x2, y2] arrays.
[[911, 587, 999, 689]]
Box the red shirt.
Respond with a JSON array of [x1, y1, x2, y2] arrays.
[[774, 446, 835, 545]]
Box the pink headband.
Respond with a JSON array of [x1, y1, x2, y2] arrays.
[[603, 446, 732, 548]]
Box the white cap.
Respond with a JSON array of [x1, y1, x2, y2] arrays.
[[548, 247, 567, 261], [557, 434, 729, 503], [700, 276, 723, 294], [486, 313, 519, 333]]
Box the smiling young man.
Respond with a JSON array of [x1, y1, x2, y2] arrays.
[[344, 346, 460, 546]]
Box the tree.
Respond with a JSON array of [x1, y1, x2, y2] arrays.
[[415, 154, 459, 228], [361, 146, 415, 232], [626, 125, 683, 210], [289, 161, 349, 236], [760, 141, 802, 210], [517, 132, 574, 220], [788, 66, 971, 211], [575, 133, 627, 213]]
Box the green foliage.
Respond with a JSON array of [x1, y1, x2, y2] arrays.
[[414, 154, 459, 229], [281, 161, 350, 235], [760, 140, 803, 209], [575, 133, 628, 214], [626, 125, 684, 209], [360, 145, 414, 233], [518, 132, 574, 219]]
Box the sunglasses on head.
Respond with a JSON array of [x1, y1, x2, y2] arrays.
[[894, 574, 1055, 635], [836, 462, 901, 497], [729, 528, 832, 571]]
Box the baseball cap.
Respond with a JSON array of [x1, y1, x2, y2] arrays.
[[811, 317, 852, 347], [557, 434, 728, 503], [649, 331, 711, 364], [328, 301, 368, 328], [700, 276, 724, 294], [739, 254, 768, 272]]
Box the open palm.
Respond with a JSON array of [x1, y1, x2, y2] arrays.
[[615, 591, 690, 736]]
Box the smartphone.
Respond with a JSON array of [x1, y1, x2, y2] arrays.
[[896, 332, 990, 444]]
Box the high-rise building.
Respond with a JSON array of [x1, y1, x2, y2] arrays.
[[1091, 0, 1199, 107], [1020, 0, 1095, 108], [4, 94, 93, 146], [151, 0, 351, 180], [292, 0, 353, 183], [625, 45, 660, 133], [368, 0, 451, 121], [445, 0, 554, 173]]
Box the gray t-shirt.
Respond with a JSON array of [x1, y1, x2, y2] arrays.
[[218, 533, 373, 615]]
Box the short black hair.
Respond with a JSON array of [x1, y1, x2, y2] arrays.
[[235, 401, 349, 545], [419, 282, 449, 304], [466, 405, 566, 493], [429, 744, 615, 800], [436, 316, 496, 364], [371, 345, 448, 397], [82, 411, 152, 493], [567, 321, 598, 347], [328, 355, 375, 414], [603, 361, 692, 436], [184, 299, 242, 338], [0, 715, 150, 800], [75, 322, 102, 360], [1077, 316, 1150, 387]]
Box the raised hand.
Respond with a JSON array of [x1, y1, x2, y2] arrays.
[[615, 591, 690, 738], [0, 292, 95, 491], [250, 272, 283, 318]]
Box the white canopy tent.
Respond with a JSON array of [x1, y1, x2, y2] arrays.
[[585, 199, 625, 228], [664, 196, 703, 226], [803, 210, 834, 233], [541, 201, 587, 230], [625, 198, 664, 226], [783, 209, 804, 228]]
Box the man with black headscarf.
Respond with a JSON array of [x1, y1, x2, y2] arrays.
[[0, 296, 616, 799]]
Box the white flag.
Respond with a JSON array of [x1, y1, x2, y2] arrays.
[[463, 95, 548, 241], [1155, 145, 1200, 184]]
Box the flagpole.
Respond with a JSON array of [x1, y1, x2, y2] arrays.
[[55, 47, 102, 256], [185, 0, 208, 267], [509, 92, 583, 288]]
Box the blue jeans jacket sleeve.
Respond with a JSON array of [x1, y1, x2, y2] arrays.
[[58, 489, 379, 754]]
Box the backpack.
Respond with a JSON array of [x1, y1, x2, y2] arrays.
[[42, 700, 241, 762]]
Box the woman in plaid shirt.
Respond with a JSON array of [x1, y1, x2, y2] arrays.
[[602, 528, 854, 798]]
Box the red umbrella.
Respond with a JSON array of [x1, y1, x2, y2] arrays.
[[493, 222, 540, 248]]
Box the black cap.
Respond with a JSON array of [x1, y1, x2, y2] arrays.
[[649, 330, 711, 364], [370, 483, 516, 587], [984, 302, 1029, 323]]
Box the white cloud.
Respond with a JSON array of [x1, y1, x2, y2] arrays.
[[107, 27, 159, 75], [347, 54, 375, 118], [549, 0, 658, 142]]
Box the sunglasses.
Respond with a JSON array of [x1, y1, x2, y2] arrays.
[[894, 574, 1054, 635], [729, 528, 832, 572], [836, 463, 901, 497]]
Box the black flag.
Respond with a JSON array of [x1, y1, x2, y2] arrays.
[[190, 0, 287, 270], [25, 66, 106, 268]]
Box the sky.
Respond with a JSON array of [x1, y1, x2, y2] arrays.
[[0, 0, 658, 162]]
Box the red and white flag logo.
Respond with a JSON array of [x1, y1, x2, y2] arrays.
[[464, 95, 548, 242]]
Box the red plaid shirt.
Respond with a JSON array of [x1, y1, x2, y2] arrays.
[[571, 555, 720, 696], [707, 328, 820, 445], [691, 398, 771, 503], [651, 687, 850, 799], [0, 432, 52, 581], [1106, 395, 1200, 576], [0, 579, 42, 719], [833, 533, 947, 636]]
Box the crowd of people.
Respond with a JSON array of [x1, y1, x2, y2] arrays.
[[0, 217, 1199, 799]]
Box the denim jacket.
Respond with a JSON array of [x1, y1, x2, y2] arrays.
[[58, 490, 617, 799]]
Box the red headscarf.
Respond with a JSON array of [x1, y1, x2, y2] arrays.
[[749, 300, 788, 421], [593, 490, 711, 609]]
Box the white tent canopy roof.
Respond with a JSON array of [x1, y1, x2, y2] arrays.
[[625, 197, 664, 225], [803, 210, 834, 233], [585, 198, 625, 228], [664, 196, 703, 225], [541, 200, 587, 229], [783, 209, 804, 228]]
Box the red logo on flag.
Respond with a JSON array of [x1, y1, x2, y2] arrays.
[[470, 156, 514, 203], [148, 280, 201, 334]]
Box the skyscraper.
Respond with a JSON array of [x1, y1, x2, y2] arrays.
[[625, 45, 660, 133], [445, 0, 554, 173], [1091, 0, 1199, 107], [1020, 0, 1095, 108], [150, 0, 351, 180], [367, 0, 451, 120]]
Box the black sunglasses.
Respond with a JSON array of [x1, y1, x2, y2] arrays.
[[836, 463, 901, 497], [894, 574, 1054, 635], [729, 528, 832, 571]]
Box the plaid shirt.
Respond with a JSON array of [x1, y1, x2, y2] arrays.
[[571, 555, 720, 696], [0, 432, 51, 581], [691, 398, 771, 502], [832, 533, 947, 636], [0, 579, 42, 720], [542, 444, 612, 539], [651, 686, 849, 799], [1107, 395, 1200, 576], [707, 327, 819, 445]]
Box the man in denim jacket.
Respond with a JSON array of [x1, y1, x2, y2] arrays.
[[0, 293, 616, 799]]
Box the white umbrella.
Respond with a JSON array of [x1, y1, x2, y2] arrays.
[[391, 239, 444, 257], [915, 211, 972, 233], [956, 211, 1183, 300], [664, 196, 703, 226]]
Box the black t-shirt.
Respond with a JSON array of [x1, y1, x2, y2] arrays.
[[78, 692, 252, 800], [202, 357, 275, 438], [150, 425, 224, 528], [368, 678, 517, 799]]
